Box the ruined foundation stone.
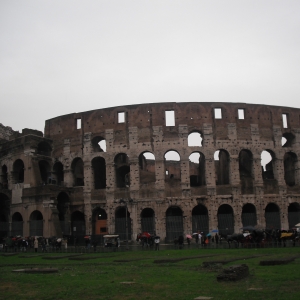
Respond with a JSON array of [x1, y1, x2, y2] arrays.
[[216, 264, 249, 281]]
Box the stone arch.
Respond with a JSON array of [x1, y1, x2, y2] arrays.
[[217, 204, 234, 235], [12, 159, 24, 184], [29, 210, 43, 236], [284, 152, 297, 186], [0, 165, 8, 189], [53, 161, 64, 185], [139, 151, 156, 184], [11, 212, 23, 236], [92, 157, 106, 189], [189, 152, 206, 187], [188, 131, 203, 147], [288, 202, 300, 229], [140, 208, 155, 234], [91, 136, 106, 152], [192, 204, 209, 234], [239, 149, 254, 194], [241, 203, 257, 227], [265, 203, 281, 230], [114, 153, 130, 188], [261, 150, 279, 194], [261, 150, 274, 175], [92, 208, 108, 235], [71, 211, 85, 238], [282, 132, 295, 148], [71, 157, 84, 186], [38, 160, 51, 184], [214, 149, 230, 185], [57, 192, 70, 235], [0, 193, 10, 238], [37, 141, 52, 156], [165, 206, 183, 242], [164, 151, 181, 196], [115, 206, 131, 240]]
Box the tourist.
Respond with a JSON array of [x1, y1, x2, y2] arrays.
[[154, 236, 160, 250], [34, 238, 39, 253]]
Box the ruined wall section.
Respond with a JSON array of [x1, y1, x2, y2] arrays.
[[41, 102, 300, 233]]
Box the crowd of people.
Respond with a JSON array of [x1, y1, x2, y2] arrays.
[[1, 236, 67, 253]]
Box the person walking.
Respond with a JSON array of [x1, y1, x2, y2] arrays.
[[154, 236, 160, 250], [34, 238, 39, 253], [198, 232, 202, 246], [215, 233, 219, 245], [186, 237, 191, 247], [41, 238, 47, 252]]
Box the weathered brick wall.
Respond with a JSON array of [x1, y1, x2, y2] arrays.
[[2, 102, 300, 239]]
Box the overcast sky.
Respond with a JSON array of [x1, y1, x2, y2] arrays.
[[1, 0, 300, 133]]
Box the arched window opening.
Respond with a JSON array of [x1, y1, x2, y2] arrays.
[[261, 150, 274, 178], [71, 158, 84, 186], [192, 204, 209, 234], [282, 133, 295, 148], [115, 206, 131, 240], [91, 136, 107, 152], [188, 132, 203, 147], [284, 152, 297, 186], [141, 208, 155, 234], [57, 192, 70, 236], [288, 203, 300, 229], [214, 150, 230, 185], [217, 204, 234, 235], [12, 159, 24, 184], [29, 210, 43, 236], [92, 157, 106, 189], [93, 208, 108, 235], [166, 206, 183, 242], [0, 193, 10, 238], [37, 141, 52, 156], [241, 204, 257, 227], [164, 150, 181, 180], [71, 211, 85, 239], [0, 165, 8, 189], [265, 203, 281, 230], [239, 150, 254, 194], [114, 153, 130, 188], [139, 152, 156, 184], [38, 160, 51, 185], [189, 152, 205, 187], [57, 192, 69, 221], [11, 212, 23, 236], [53, 162, 64, 185]]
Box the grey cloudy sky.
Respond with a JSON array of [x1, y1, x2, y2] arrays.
[[1, 0, 300, 132]]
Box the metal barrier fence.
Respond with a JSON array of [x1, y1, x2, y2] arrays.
[[1, 237, 299, 253]]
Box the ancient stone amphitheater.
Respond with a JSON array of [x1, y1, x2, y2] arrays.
[[1, 102, 300, 242]]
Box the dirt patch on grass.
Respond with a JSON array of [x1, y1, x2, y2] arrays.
[[42, 254, 83, 260], [153, 254, 218, 264], [202, 255, 264, 267], [259, 255, 299, 266]]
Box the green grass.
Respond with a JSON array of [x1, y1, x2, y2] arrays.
[[1, 247, 300, 299]]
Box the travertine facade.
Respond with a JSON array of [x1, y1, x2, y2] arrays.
[[1, 102, 300, 242]]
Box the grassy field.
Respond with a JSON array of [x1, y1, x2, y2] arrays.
[[1, 246, 300, 300]]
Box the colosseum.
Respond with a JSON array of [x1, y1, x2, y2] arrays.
[[1, 102, 300, 243]]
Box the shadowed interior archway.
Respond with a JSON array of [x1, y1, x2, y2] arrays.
[[140, 208, 155, 235], [217, 204, 234, 236], [29, 210, 43, 236], [265, 203, 281, 230], [241, 203, 257, 227], [165, 206, 183, 242], [192, 204, 209, 234]]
